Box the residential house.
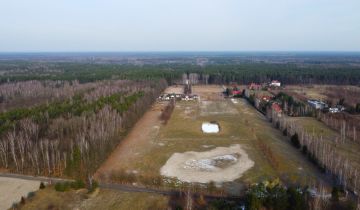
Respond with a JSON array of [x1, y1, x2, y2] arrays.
[[307, 100, 328, 110], [248, 83, 262, 90], [270, 80, 281, 87]]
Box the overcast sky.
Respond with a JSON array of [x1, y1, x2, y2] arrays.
[[0, 0, 359, 52]]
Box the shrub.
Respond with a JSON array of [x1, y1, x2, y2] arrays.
[[275, 121, 280, 129], [283, 128, 287, 136], [332, 186, 340, 201], [302, 145, 308, 154], [209, 199, 237, 210], [55, 182, 70, 192], [39, 182, 46, 189], [89, 180, 99, 193], [55, 180, 86, 192], [71, 179, 85, 189], [27, 191, 36, 199], [246, 193, 262, 210], [11, 203, 19, 209], [20, 196, 26, 205], [207, 181, 216, 194], [287, 187, 306, 210], [291, 133, 301, 149]]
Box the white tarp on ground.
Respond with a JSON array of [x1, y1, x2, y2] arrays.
[[202, 122, 220, 133], [160, 144, 254, 183]]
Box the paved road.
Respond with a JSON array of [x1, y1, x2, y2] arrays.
[[0, 172, 73, 184], [0, 172, 180, 195]]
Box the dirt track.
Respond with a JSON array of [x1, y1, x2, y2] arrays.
[[94, 101, 166, 180]]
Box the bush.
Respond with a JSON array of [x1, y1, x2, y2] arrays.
[[27, 191, 36, 199], [332, 186, 340, 201], [71, 179, 85, 189], [275, 121, 280, 129], [207, 181, 216, 194], [209, 199, 237, 210], [20, 196, 26, 205], [291, 133, 301, 149], [55, 182, 72, 192], [287, 187, 306, 210], [11, 203, 19, 209], [246, 193, 262, 210], [39, 182, 46, 189], [283, 128, 287, 136], [302, 145, 308, 154], [55, 180, 86, 192]]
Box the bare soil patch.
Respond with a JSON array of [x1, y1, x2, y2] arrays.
[[0, 177, 40, 210], [164, 85, 184, 94], [192, 85, 224, 100], [160, 144, 254, 183], [95, 101, 166, 180]]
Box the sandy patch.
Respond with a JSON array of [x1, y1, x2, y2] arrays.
[[164, 86, 184, 94], [202, 145, 214, 148], [231, 98, 239, 104], [160, 144, 254, 183], [0, 177, 41, 210], [95, 101, 165, 180], [202, 122, 220, 133]]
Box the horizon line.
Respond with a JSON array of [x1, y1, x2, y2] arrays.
[[1, 50, 360, 54]]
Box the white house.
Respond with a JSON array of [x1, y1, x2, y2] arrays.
[[270, 80, 281, 87]]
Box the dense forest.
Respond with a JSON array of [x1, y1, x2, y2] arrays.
[[0, 79, 167, 179], [1, 61, 360, 85]]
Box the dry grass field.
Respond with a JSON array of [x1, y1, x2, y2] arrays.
[[21, 187, 168, 210], [96, 85, 329, 193]]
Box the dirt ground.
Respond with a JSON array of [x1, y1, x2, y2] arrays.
[[164, 85, 184, 94], [160, 144, 254, 183], [192, 85, 225, 100], [95, 85, 329, 192], [21, 187, 168, 210], [0, 177, 40, 210], [94, 100, 167, 181]]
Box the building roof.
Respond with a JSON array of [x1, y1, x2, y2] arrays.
[[272, 103, 282, 113]]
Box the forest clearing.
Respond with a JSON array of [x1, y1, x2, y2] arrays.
[[95, 85, 330, 195], [0, 62, 359, 209]]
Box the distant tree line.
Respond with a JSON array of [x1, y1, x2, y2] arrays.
[[1, 62, 360, 85]]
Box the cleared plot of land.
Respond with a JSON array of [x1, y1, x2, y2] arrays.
[[160, 144, 254, 183], [200, 100, 238, 116], [95, 101, 167, 180], [192, 85, 225, 100], [164, 85, 184, 94], [0, 177, 40, 210], [21, 187, 168, 210], [96, 85, 328, 191], [283, 85, 360, 106]]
